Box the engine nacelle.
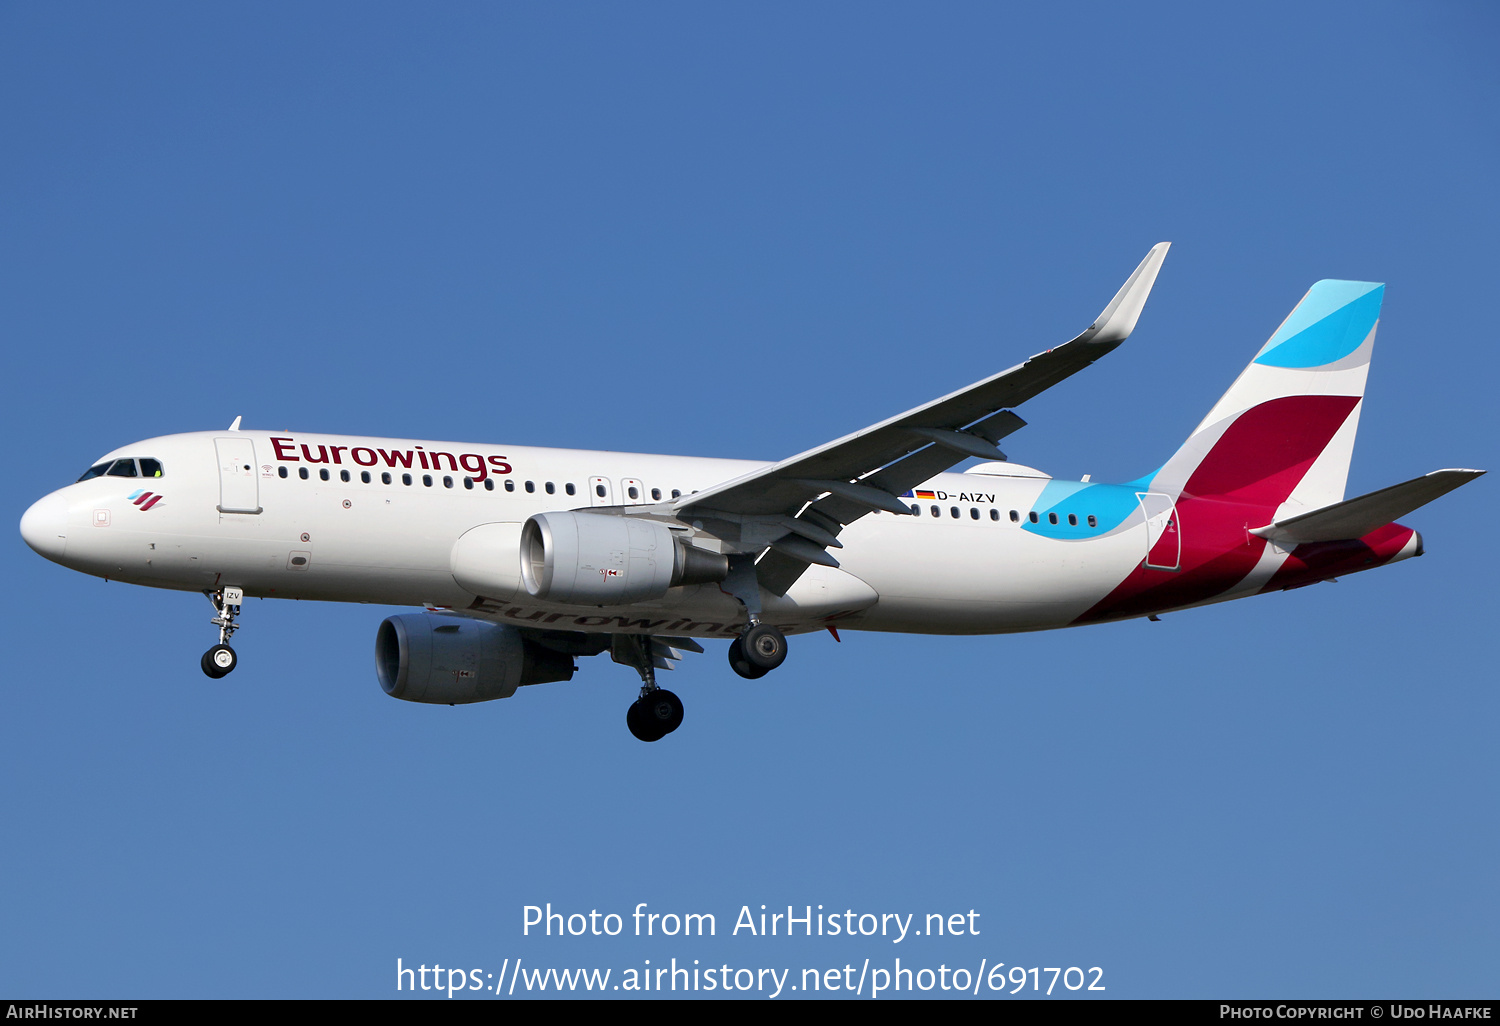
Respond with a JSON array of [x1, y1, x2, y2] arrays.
[[521, 511, 728, 605], [375, 614, 574, 705]]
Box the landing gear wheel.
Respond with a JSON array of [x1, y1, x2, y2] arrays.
[[739, 623, 787, 672], [627, 689, 684, 742], [201, 644, 237, 679], [727, 638, 769, 680]]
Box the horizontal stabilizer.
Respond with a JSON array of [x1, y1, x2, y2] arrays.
[[1251, 469, 1484, 546]]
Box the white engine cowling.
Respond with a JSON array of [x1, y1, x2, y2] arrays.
[[375, 614, 574, 704], [521, 511, 727, 605], [451, 522, 526, 601]]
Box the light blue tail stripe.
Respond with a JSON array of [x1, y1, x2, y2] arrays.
[[1254, 280, 1383, 369]]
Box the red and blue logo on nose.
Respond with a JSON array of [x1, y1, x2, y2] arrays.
[[127, 489, 164, 511]]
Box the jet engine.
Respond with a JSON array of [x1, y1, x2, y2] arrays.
[[375, 614, 575, 705], [520, 511, 728, 605]]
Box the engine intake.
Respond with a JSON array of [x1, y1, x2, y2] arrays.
[[521, 511, 728, 605], [375, 614, 574, 705]]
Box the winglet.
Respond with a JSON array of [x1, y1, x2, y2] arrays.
[[1074, 242, 1170, 346]]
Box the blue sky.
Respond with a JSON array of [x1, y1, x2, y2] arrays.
[[3, 2, 1496, 999]]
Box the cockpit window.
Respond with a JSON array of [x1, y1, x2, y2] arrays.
[[78, 457, 164, 482]]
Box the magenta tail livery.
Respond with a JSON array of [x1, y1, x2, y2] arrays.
[[19, 245, 1483, 740]]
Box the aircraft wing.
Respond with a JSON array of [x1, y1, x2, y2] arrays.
[[674, 242, 1170, 592]]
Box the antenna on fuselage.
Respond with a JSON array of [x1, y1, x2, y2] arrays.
[[227, 416, 242, 431]]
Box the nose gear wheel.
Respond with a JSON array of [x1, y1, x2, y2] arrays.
[[201, 586, 244, 678], [201, 644, 237, 679]]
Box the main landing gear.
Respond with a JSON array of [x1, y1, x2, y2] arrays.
[[727, 622, 787, 679], [719, 555, 789, 680], [626, 688, 684, 743], [613, 635, 684, 743], [612, 624, 789, 740], [201, 586, 243, 679]]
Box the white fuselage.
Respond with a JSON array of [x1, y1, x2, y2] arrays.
[[25, 429, 1171, 640]]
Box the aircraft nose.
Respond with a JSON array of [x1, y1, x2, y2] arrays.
[[20, 491, 69, 563]]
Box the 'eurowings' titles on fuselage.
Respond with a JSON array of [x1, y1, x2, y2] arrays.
[[39, 429, 1417, 640]]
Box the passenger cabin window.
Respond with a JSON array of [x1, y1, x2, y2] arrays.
[[651, 488, 662, 501], [444, 476, 454, 488], [545, 482, 555, 494], [565, 483, 576, 496], [595, 483, 606, 498], [1068, 514, 1077, 526], [320, 469, 330, 481], [1028, 511, 1039, 524], [990, 509, 1000, 521], [278, 467, 288, 479], [627, 485, 639, 500], [484, 479, 494, 491], [402, 473, 412, 486], [299, 468, 310, 480], [671, 489, 681, 499], [1010, 510, 1019, 523], [930, 505, 940, 517], [340, 470, 351, 482], [463, 477, 473, 490], [525, 481, 536, 493], [361, 471, 371, 483], [423, 475, 433, 487], [505, 479, 515, 492], [1087, 515, 1097, 528], [1048, 513, 1059, 525], [382, 472, 392, 484], [970, 508, 980, 520]]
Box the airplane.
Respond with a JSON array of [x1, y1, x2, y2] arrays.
[[19, 243, 1484, 741]]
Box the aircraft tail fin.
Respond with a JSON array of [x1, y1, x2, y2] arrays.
[[1146, 280, 1383, 517]]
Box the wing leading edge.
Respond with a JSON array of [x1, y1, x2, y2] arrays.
[[673, 243, 1171, 594]]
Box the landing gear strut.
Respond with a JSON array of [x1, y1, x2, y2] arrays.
[[201, 586, 243, 679], [720, 555, 790, 680], [613, 634, 684, 743]]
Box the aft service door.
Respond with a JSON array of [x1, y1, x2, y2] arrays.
[[215, 437, 262, 514], [1136, 492, 1180, 570]]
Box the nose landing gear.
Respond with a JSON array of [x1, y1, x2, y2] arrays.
[[201, 586, 243, 679], [201, 644, 236, 678]]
